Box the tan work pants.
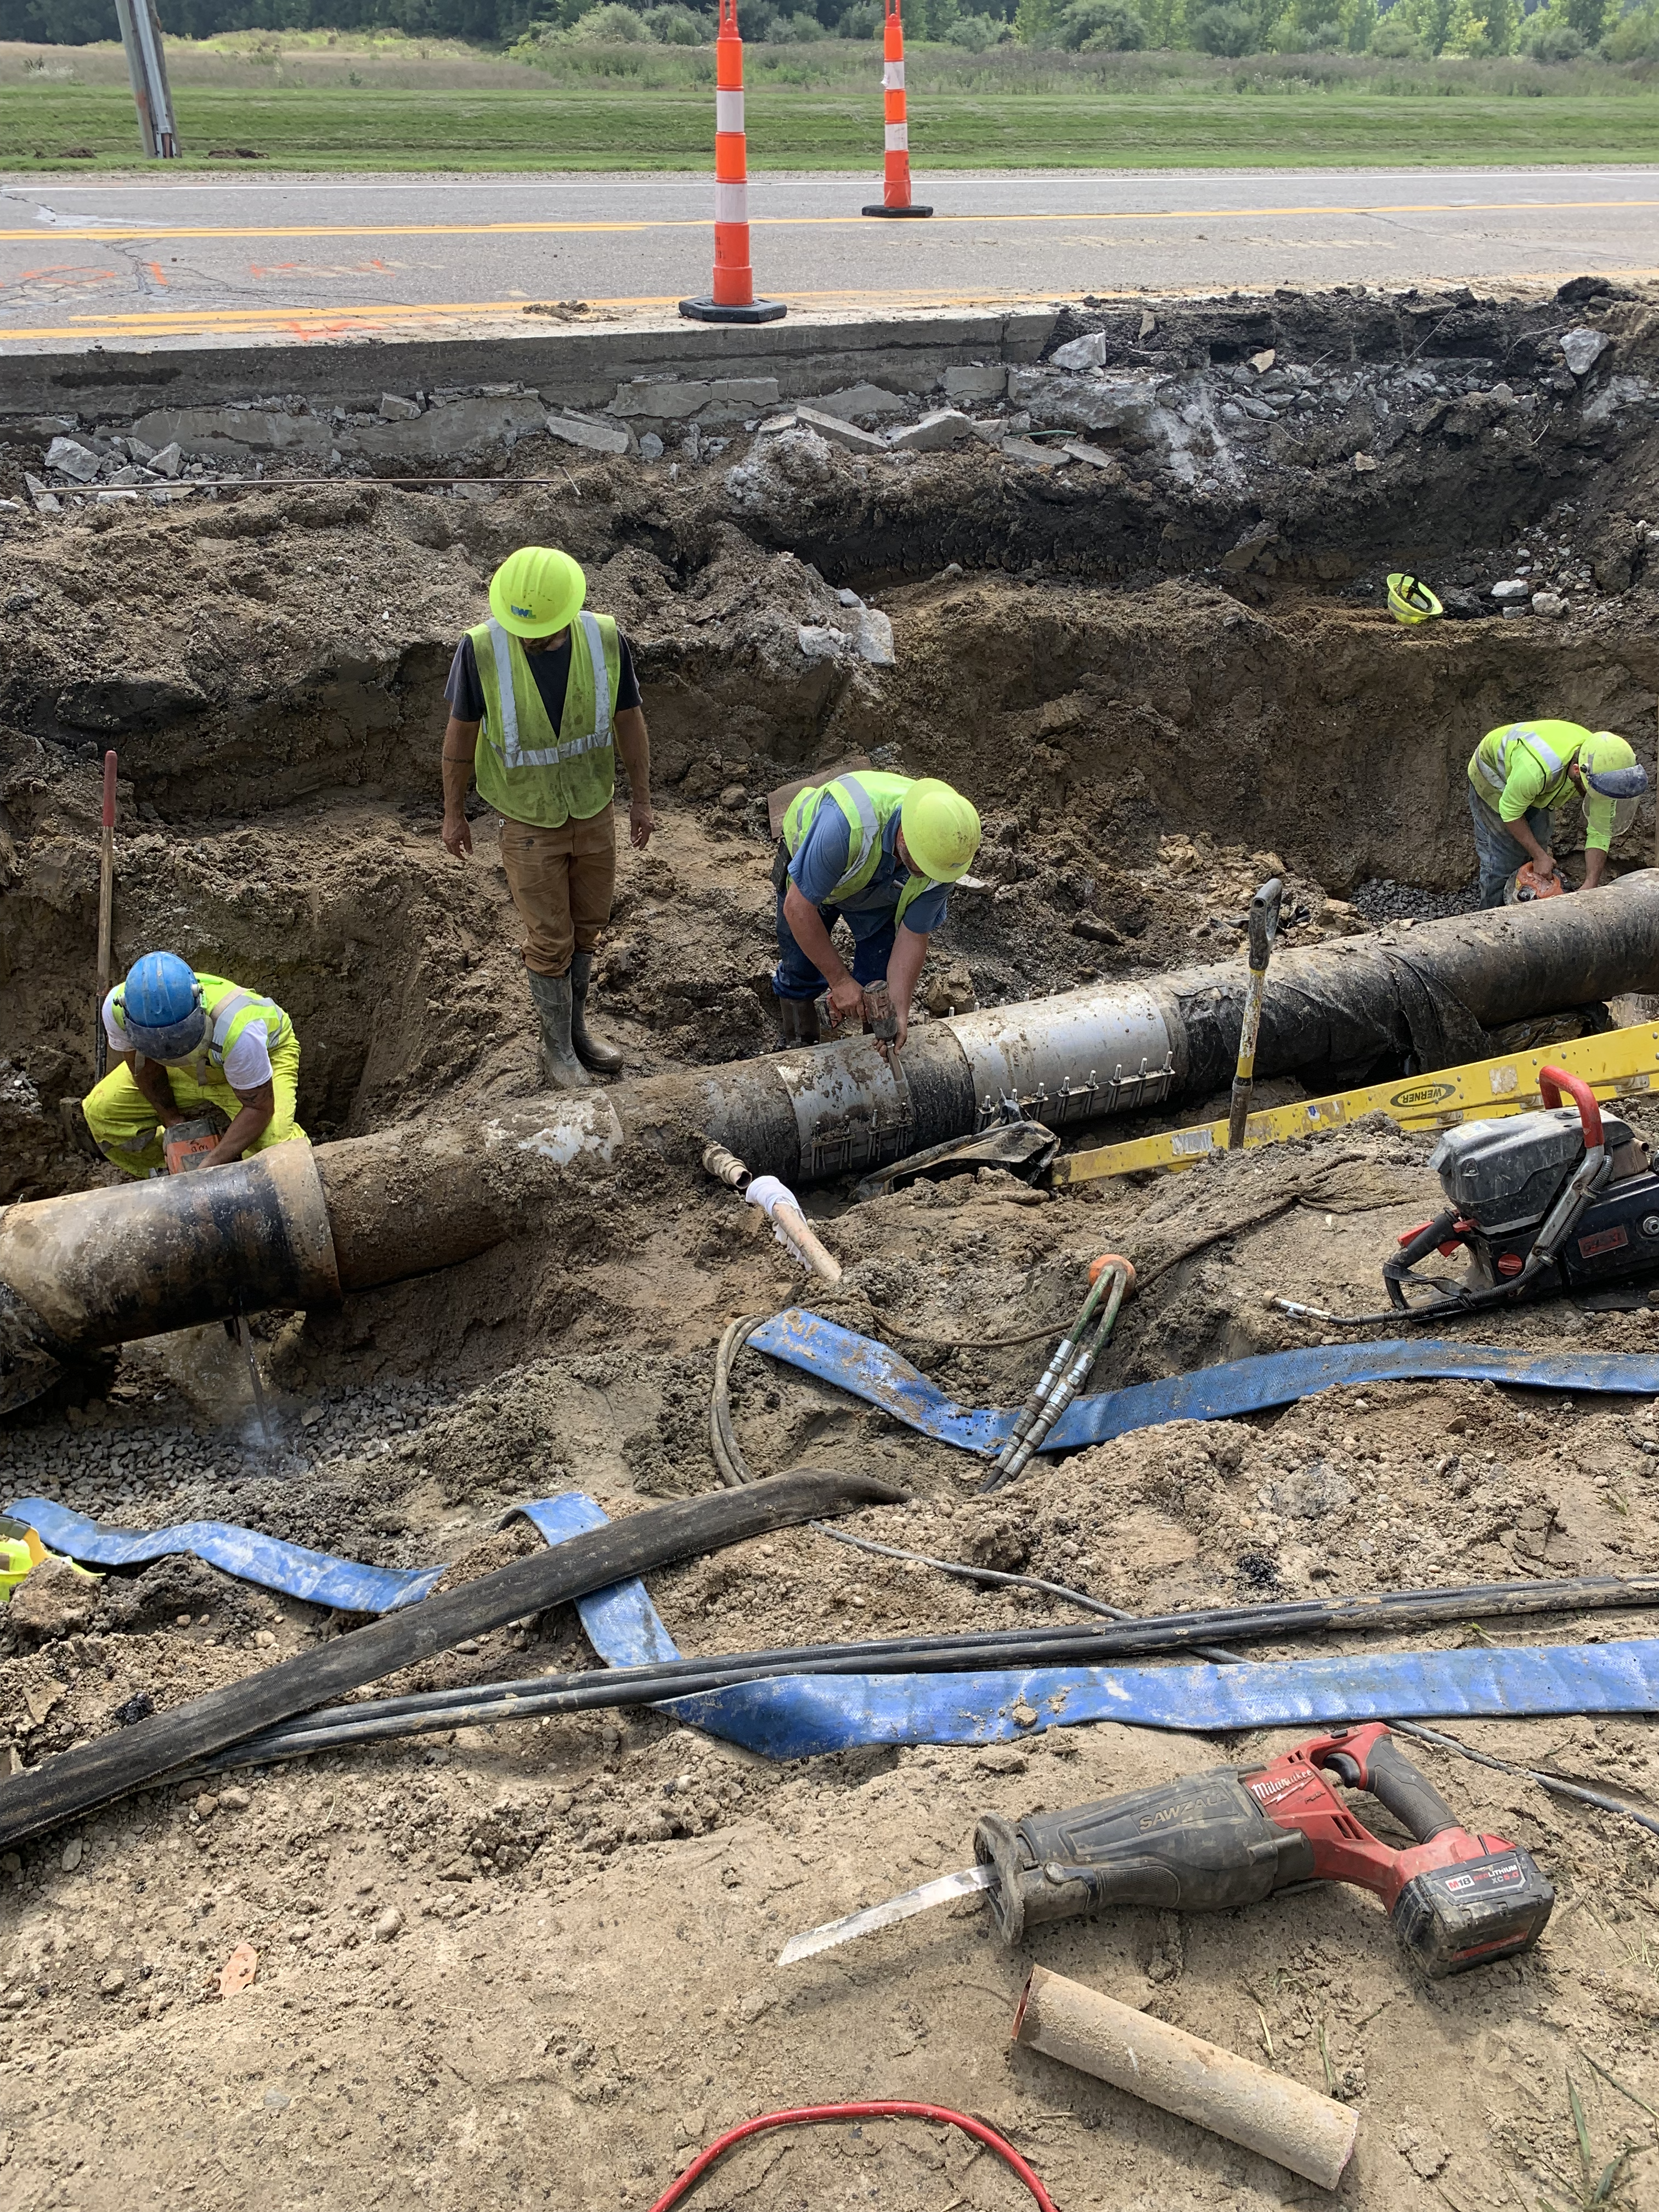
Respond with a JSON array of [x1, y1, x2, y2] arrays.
[[499, 808, 617, 977]]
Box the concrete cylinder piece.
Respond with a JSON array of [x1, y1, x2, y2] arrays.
[[1012, 1965, 1359, 2190]]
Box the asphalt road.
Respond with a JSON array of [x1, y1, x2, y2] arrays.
[[1, 165, 1656, 350]]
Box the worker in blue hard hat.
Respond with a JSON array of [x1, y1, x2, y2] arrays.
[[74, 951, 306, 1178]]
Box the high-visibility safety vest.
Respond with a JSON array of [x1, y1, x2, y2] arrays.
[[781, 770, 940, 931], [111, 970, 292, 1075], [469, 612, 621, 829], [1468, 718, 1616, 853]]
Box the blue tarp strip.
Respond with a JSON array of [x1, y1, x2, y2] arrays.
[[511, 1493, 682, 1664], [15, 1494, 1655, 1764], [745, 1310, 1659, 1455], [5, 1497, 448, 1615], [653, 1639, 1659, 1757]]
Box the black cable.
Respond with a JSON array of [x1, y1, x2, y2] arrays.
[[191, 1572, 1659, 1773]]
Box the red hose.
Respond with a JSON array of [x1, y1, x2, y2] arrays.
[[645, 2100, 1060, 2212]]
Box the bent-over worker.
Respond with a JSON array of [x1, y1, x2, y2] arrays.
[[773, 770, 981, 1052], [441, 545, 653, 1091], [80, 950, 305, 1179], [1466, 721, 1647, 908]]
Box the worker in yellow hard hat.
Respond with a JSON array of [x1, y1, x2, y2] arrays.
[[773, 771, 981, 1052], [440, 545, 654, 1091], [1466, 722, 1648, 907]]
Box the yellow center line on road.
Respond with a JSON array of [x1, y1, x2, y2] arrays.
[[3, 195, 1659, 243]]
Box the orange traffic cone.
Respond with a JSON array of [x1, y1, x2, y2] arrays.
[[679, 0, 786, 324], [862, 0, 932, 219]]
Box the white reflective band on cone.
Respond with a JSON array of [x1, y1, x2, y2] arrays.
[[883, 60, 905, 86], [884, 122, 909, 150], [714, 182, 748, 225], [716, 89, 744, 132]]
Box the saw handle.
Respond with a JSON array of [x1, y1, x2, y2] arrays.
[[1321, 1732, 1459, 1845], [1538, 1063, 1602, 1152]]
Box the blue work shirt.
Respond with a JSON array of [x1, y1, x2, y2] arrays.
[[788, 803, 949, 935]]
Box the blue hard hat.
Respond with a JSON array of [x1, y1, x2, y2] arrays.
[[118, 951, 205, 1060]]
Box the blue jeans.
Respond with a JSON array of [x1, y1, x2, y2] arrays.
[[773, 890, 895, 1002], [1468, 784, 1552, 909]]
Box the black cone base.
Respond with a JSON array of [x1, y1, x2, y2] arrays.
[[678, 296, 788, 323], [862, 205, 934, 218]]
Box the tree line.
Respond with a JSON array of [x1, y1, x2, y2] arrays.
[[4, 0, 1654, 62]]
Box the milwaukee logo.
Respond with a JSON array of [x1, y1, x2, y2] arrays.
[[1246, 1774, 1303, 1804]]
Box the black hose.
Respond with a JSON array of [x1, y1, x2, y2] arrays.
[[190, 1572, 1659, 1773]]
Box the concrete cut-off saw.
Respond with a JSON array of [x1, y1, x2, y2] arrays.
[[1277, 1064, 1659, 1326]]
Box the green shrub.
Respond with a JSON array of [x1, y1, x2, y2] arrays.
[[1192, 2, 1260, 52], [1057, 0, 1147, 42]]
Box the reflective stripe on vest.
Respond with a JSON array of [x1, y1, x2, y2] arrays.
[[200, 980, 287, 1070], [1477, 725, 1570, 799], [783, 771, 941, 930], [486, 613, 613, 771]]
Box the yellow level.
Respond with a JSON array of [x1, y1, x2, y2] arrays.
[[1051, 1022, 1659, 1188]]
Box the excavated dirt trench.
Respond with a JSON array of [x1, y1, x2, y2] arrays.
[[3, 283, 1659, 2212]]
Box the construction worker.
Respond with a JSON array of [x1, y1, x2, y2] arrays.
[[78, 951, 304, 1178], [441, 545, 653, 1091], [774, 771, 981, 1051], [1466, 721, 1648, 908]]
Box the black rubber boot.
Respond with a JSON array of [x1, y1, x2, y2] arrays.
[[777, 996, 822, 1051], [59, 1096, 106, 1165], [527, 970, 591, 1091], [569, 950, 624, 1076]]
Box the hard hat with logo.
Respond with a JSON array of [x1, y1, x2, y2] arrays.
[[116, 951, 205, 1060], [1578, 730, 1648, 799], [488, 547, 586, 639], [900, 778, 982, 884], [1386, 573, 1443, 627]]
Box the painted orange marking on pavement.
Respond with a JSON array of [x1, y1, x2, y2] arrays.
[[145, 261, 168, 288], [3, 195, 1659, 245]]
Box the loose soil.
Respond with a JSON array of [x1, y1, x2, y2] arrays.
[[1, 281, 1657, 2212]]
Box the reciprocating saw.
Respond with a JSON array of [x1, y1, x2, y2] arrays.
[[778, 1724, 1554, 1980]]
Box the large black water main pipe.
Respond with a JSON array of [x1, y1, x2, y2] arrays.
[[4, 876, 1658, 1412]]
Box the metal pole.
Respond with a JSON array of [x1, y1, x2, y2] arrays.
[[114, 0, 180, 160]]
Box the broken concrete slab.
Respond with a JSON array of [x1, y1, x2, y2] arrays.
[[379, 393, 423, 420], [1561, 328, 1612, 377], [943, 364, 1006, 402], [44, 437, 101, 483], [543, 411, 632, 455], [1049, 331, 1110, 371], [797, 623, 848, 663], [856, 608, 895, 666], [886, 408, 975, 454], [794, 405, 889, 454], [1007, 366, 1164, 438], [1060, 439, 1115, 469], [150, 442, 182, 478], [607, 376, 781, 424], [129, 407, 335, 461], [1000, 435, 1060, 467], [807, 382, 913, 422]]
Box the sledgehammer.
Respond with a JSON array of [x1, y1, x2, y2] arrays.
[[1226, 876, 1282, 1150]]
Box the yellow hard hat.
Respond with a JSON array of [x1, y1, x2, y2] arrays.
[[488, 546, 586, 639], [900, 778, 981, 883], [1386, 573, 1443, 627], [1579, 730, 1646, 797]]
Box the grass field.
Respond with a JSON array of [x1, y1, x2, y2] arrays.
[[3, 35, 1656, 171]]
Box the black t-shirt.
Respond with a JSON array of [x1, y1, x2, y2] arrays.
[[444, 628, 641, 736]]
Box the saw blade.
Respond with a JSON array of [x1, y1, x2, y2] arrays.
[[776, 1864, 994, 1966]]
